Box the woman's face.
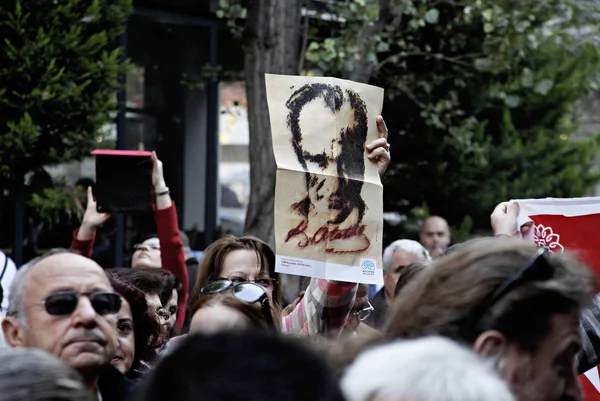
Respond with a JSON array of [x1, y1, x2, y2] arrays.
[[132, 238, 161, 269], [111, 299, 135, 374], [219, 250, 276, 302], [189, 304, 250, 334]]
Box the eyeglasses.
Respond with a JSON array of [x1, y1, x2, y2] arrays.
[[133, 243, 160, 251], [226, 275, 278, 289], [352, 301, 374, 321], [200, 278, 275, 329], [470, 247, 554, 326], [43, 291, 122, 316]]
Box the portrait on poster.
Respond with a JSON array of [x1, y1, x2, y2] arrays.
[[266, 74, 384, 284]]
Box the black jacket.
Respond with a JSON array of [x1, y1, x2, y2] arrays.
[[364, 288, 388, 329], [98, 365, 136, 401]]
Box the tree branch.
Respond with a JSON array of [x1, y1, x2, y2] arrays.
[[377, 51, 482, 70], [297, 0, 310, 73]]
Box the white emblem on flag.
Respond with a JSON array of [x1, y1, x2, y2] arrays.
[[584, 366, 600, 393], [533, 224, 564, 253]]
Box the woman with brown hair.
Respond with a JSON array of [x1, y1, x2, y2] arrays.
[[106, 269, 165, 380], [111, 268, 182, 338], [188, 235, 356, 337]]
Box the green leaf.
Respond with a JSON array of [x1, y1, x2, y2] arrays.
[[521, 68, 534, 87], [377, 41, 390, 52], [482, 8, 493, 21], [534, 79, 554, 95], [505, 95, 521, 108], [424, 9, 439, 24]]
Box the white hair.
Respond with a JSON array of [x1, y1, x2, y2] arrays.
[[7, 249, 74, 324], [6, 262, 36, 324], [341, 337, 515, 401], [382, 240, 430, 271]]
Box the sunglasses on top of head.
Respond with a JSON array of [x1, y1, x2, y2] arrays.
[[200, 278, 276, 329], [469, 247, 554, 327]]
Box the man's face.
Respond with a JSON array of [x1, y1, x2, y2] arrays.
[[383, 250, 425, 302], [492, 311, 583, 401], [298, 98, 344, 170], [297, 92, 363, 224], [3, 253, 118, 374], [419, 217, 450, 258]]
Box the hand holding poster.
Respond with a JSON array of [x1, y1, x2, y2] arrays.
[[511, 196, 600, 400], [265, 74, 384, 285]]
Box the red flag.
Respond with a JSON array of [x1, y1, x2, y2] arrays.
[[582, 367, 600, 401], [514, 197, 600, 401], [526, 214, 600, 276]]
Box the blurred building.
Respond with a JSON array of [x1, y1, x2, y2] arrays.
[[3, 0, 248, 266]]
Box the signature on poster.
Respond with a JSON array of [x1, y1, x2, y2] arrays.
[[285, 220, 371, 254], [283, 83, 370, 254]]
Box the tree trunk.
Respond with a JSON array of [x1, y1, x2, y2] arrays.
[[343, 0, 394, 84], [243, 0, 301, 244]]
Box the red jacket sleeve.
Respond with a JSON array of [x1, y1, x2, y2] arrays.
[[154, 203, 189, 331], [69, 228, 95, 259]]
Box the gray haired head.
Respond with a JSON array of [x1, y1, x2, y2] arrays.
[[382, 240, 430, 271], [341, 336, 515, 401], [0, 348, 94, 401], [6, 248, 74, 323]]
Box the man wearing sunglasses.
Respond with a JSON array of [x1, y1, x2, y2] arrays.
[[1, 249, 132, 401]]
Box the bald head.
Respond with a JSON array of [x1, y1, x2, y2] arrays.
[[6, 250, 110, 319], [2, 250, 118, 387], [419, 216, 450, 258]]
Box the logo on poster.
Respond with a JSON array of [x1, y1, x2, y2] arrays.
[[361, 258, 376, 276], [533, 224, 564, 254]]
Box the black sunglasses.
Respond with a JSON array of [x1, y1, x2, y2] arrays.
[[43, 291, 122, 316], [200, 278, 275, 329], [470, 247, 554, 326]]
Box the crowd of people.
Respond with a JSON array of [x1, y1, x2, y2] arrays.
[[0, 117, 599, 401]]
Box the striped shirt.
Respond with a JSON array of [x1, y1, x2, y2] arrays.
[[281, 278, 358, 337]]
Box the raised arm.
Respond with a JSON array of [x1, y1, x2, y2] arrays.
[[151, 152, 189, 330], [70, 187, 111, 258], [366, 115, 390, 177]]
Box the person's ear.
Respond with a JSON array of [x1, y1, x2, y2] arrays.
[[473, 329, 508, 358], [2, 316, 26, 348], [473, 330, 524, 384]]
